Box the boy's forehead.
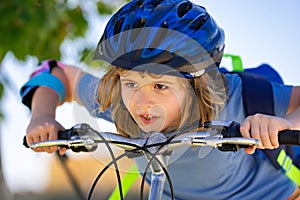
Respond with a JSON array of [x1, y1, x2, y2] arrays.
[[120, 70, 181, 83], [120, 63, 186, 78]]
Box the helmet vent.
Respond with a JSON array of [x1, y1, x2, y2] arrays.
[[177, 2, 192, 18], [133, 18, 146, 29], [134, 0, 144, 8], [151, 0, 164, 7], [161, 20, 168, 29], [193, 14, 209, 31], [114, 17, 125, 35], [123, 24, 130, 31]]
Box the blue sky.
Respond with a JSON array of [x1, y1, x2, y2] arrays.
[[196, 0, 300, 84], [1, 0, 300, 194]]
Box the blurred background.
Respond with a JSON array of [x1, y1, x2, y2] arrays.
[[0, 0, 299, 199]]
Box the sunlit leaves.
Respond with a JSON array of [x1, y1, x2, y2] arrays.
[[0, 0, 129, 62], [97, 1, 115, 15], [0, 0, 88, 61]]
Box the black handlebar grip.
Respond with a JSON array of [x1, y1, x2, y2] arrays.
[[226, 121, 300, 145], [278, 130, 300, 145], [23, 136, 30, 148]]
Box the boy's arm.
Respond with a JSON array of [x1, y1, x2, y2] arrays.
[[24, 63, 84, 154], [285, 86, 300, 128]]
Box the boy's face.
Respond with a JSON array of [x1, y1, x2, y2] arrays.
[[120, 70, 187, 133]]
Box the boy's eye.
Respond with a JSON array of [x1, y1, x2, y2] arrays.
[[155, 84, 168, 90], [125, 82, 138, 88]]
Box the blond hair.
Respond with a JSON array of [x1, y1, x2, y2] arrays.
[[97, 66, 227, 137]]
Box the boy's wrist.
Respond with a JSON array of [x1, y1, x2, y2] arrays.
[[31, 87, 59, 118], [20, 59, 67, 109]]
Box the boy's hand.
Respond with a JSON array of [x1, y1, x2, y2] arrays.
[[240, 113, 292, 154], [26, 117, 67, 155]]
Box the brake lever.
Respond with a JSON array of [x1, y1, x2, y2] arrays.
[[29, 140, 70, 148], [185, 120, 261, 151], [189, 136, 260, 148], [29, 123, 98, 152], [29, 137, 97, 152]]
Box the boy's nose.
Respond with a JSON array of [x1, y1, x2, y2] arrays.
[[134, 86, 155, 108]]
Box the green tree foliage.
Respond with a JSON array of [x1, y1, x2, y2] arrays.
[[0, 2, 125, 197], [0, 0, 123, 117], [0, 0, 120, 61]]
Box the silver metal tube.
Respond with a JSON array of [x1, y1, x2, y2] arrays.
[[93, 132, 147, 151], [148, 172, 166, 200], [146, 153, 170, 200]]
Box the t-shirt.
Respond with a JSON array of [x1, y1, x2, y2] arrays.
[[77, 72, 296, 199]]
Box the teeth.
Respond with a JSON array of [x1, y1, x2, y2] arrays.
[[145, 115, 152, 120]]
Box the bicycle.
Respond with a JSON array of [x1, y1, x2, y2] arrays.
[[23, 120, 300, 200]]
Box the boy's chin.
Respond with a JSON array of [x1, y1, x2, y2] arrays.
[[141, 126, 163, 134]]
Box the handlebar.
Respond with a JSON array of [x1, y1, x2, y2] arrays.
[[23, 121, 300, 153], [22, 120, 300, 200]]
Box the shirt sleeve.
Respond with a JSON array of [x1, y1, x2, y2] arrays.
[[77, 73, 113, 122], [272, 82, 293, 117]]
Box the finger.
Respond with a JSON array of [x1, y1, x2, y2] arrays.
[[32, 135, 44, 152], [248, 119, 259, 139], [59, 147, 67, 155], [39, 132, 53, 153], [45, 125, 58, 152], [259, 123, 273, 149], [268, 126, 279, 148], [48, 124, 58, 141], [27, 136, 34, 147], [27, 136, 41, 152], [244, 146, 256, 154], [240, 119, 251, 138]]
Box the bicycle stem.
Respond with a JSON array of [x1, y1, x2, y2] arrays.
[[147, 154, 170, 200], [144, 132, 170, 200]]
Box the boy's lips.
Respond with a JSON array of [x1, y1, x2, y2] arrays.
[[138, 113, 158, 124]]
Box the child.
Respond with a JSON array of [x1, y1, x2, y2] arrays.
[[20, 0, 300, 199]]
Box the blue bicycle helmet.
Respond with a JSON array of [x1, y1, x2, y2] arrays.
[[94, 0, 225, 78]]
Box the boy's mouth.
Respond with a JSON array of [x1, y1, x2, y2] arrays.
[[144, 114, 152, 120], [139, 113, 157, 124]]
